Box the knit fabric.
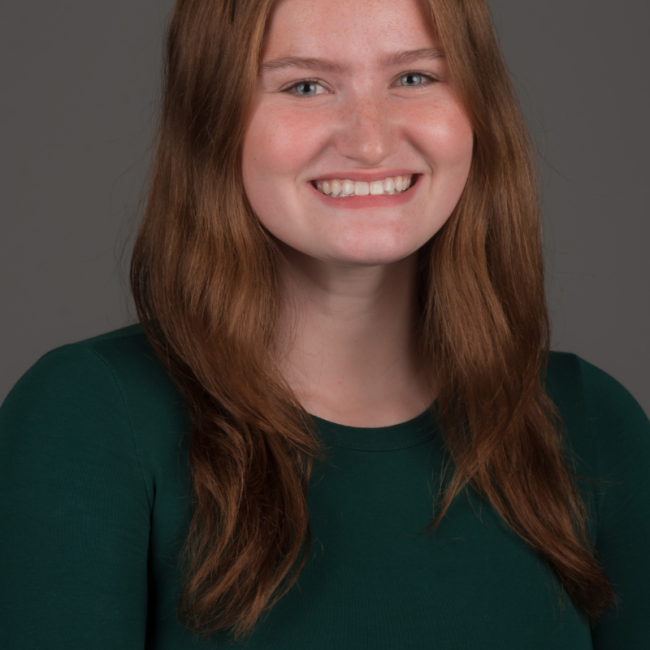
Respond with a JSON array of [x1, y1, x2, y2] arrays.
[[1, 324, 648, 649]]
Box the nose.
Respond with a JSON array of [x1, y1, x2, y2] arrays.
[[333, 94, 398, 166]]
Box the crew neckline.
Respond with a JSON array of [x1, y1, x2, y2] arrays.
[[309, 403, 438, 451]]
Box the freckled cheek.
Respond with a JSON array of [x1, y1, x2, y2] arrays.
[[245, 109, 329, 176], [406, 106, 474, 167]]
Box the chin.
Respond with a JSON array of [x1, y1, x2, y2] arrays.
[[322, 237, 424, 266]]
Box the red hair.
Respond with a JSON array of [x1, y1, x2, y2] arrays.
[[130, 0, 614, 641]]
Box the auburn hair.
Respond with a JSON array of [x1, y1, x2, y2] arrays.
[[130, 0, 615, 642]]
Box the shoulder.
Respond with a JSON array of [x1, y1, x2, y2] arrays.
[[1, 324, 143, 428], [546, 350, 649, 432], [546, 350, 650, 484], [2, 322, 181, 410], [0, 324, 189, 481], [29, 321, 165, 385]]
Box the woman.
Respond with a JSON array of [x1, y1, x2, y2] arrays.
[[1, 0, 648, 647]]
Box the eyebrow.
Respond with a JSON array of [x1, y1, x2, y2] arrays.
[[259, 48, 444, 75]]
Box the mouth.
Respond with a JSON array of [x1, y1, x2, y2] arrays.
[[311, 174, 418, 198]]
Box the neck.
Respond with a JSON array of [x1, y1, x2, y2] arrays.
[[275, 244, 434, 427]]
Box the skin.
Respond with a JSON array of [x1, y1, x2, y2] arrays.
[[241, 0, 474, 426]]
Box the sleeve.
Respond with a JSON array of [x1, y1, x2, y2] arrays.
[[0, 344, 151, 649], [581, 358, 650, 649]]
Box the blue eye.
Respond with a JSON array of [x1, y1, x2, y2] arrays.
[[400, 73, 425, 86], [286, 80, 323, 96]]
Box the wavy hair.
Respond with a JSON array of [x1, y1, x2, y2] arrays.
[[130, 0, 615, 642]]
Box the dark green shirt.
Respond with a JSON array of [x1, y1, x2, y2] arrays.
[[1, 324, 649, 649]]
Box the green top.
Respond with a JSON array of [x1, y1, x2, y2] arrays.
[[1, 324, 649, 649]]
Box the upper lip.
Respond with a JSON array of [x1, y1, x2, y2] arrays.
[[310, 170, 421, 183]]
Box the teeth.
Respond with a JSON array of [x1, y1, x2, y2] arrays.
[[314, 175, 414, 197]]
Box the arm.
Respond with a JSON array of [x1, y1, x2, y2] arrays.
[[0, 344, 151, 649], [582, 358, 650, 648]]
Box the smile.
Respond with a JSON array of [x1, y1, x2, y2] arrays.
[[312, 174, 414, 198]]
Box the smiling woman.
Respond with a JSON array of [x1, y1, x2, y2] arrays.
[[1, 0, 649, 649], [242, 0, 474, 422], [244, 0, 473, 270]]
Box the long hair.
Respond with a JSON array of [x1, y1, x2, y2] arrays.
[[130, 0, 615, 642]]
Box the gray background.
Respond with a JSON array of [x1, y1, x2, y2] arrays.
[[1, 0, 648, 412]]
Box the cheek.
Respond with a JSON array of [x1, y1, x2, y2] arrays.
[[242, 104, 329, 181], [411, 101, 474, 171], [241, 104, 329, 239]]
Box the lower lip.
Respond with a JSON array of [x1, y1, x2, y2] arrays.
[[308, 175, 422, 209]]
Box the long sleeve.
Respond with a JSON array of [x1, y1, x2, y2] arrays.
[[0, 344, 151, 649], [583, 358, 650, 648]]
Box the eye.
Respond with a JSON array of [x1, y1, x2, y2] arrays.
[[283, 79, 327, 96], [395, 72, 437, 88]]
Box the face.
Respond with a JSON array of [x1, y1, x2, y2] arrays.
[[242, 0, 474, 267]]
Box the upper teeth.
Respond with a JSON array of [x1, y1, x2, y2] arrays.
[[314, 175, 413, 197]]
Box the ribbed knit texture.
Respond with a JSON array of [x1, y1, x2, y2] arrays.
[[1, 324, 649, 649]]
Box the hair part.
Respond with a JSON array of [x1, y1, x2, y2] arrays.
[[131, 0, 615, 642]]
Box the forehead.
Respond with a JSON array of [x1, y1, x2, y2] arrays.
[[262, 0, 438, 62]]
